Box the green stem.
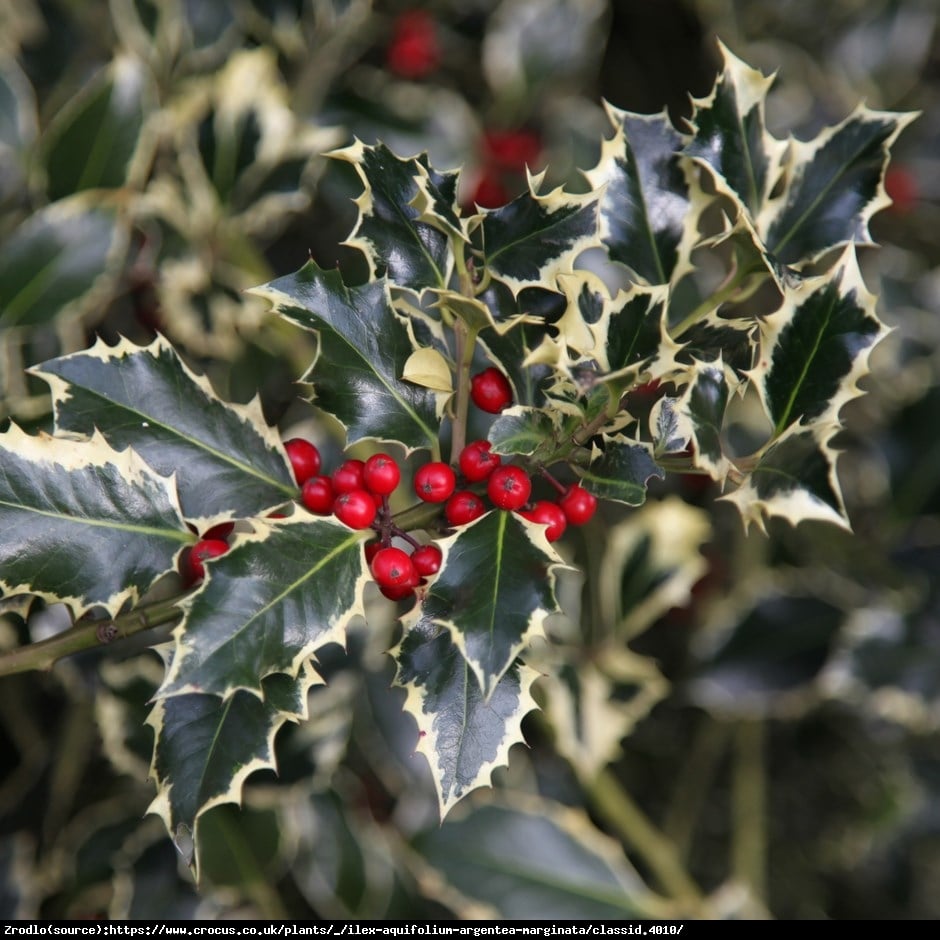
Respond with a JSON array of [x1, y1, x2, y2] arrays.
[[668, 265, 765, 340], [0, 596, 185, 678], [732, 718, 767, 903], [586, 768, 707, 914]]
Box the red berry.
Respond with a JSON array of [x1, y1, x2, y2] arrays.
[[371, 547, 416, 589], [468, 171, 511, 209], [363, 453, 401, 495], [284, 438, 321, 485], [202, 521, 234, 540], [414, 461, 456, 502], [445, 490, 486, 526], [364, 540, 382, 565], [482, 129, 542, 171], [520, 501, 567, 542], [885, 165, 918, 214], [458, 439, 501, 482], [411, 543, 443, 576], [387, 10, 440, 79], [559, 485, 597, 526], [487, 465, 531, 511], [333, 489, 377, 529], [379, 576, 419, 601], [301, 476, 334, 514], [332, 459, 366, 494], [471, 367, 513, 413], [181, 538, 229, 585]]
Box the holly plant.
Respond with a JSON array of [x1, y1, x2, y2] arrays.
[[0, 43, 914, 878]]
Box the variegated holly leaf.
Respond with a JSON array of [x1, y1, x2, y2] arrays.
[[750, 247, 886, 436], [597, 497, 712, 638], [159, 517, 367, 699], [578, 436, 663, 506], [42, 54, 150, 201], [414, 795, 654, 919], [252, 261, 441, 453], [393, 610, 538, 816], [541, 646, 668, 778], [675, 307, 758, 376], [476, 176, 600, 296], [412, 163, 467, 243], [487, 406, 561, 458], [759, 105, 916, 268], [34, 335, 297, 521], [650, 395, 691, 457], [0, 425, 190, 617], [147, 659, 321, 862], [478, 319, 555, 410], [419, 511, 562, 699], [331, 141, 452, 291], [723, 423, 848, 531], [677, 357, 738, 483], [586, 104, 697, 286], [684, 41, 787, 218]]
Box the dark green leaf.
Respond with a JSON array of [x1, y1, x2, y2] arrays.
[[763, 105, 915, 266], [253, 261, 441, 453], [577, 436, 662, 506], [414, 797, 652, 918], [478, 181, 599, 295], [600, 283, 679, 384], [684, 42, 786, 217], [34, 335, 298, 520], [587, 105, 696, 285], [419, 511, 561, 699], [0, 204, 118, 329], [487, 406, 560, 458], [413, 164, 466, 243], [754, 248, 885, 435], [394, 611, 538, 815], [0, 425, 190, 616], [42, 56, 148, 200], [160, 517, 365, 698], [332, 141, 451, 291], [675, 308, 757, 376], [148, 661, 318, 854], [678, 358, 737, 481]]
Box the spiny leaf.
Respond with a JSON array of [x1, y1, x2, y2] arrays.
[[34, 335, 297, 521], [650, 395, 691, 457], [675, 305, 758, 376], [578, 436, 663, 506], [414, 795, 654, 918], [586, 104, 697, 286], [419, 511, 562, 699], [393, 611, 538, 817], [684, 41, 787, 218], [147, 660, 321, 862], [412, 163, 467, 243], [252, 261, 441, 453], [159, 517, 367, 700], [0, 426, 190, 617], [477, 175, 600, 296], [722, 423, 848, 532], [331, 140, 452, 291], [487, 406, 561, 458], [750, 246, 886, 435], [677, 357, 739, 483], [759, 105, 916, 267]]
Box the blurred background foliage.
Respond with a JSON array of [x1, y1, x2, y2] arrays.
[[1, 0, 938, 920]]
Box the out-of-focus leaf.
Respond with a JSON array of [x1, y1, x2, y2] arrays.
[[42, 54, 150, 200], [487, 406, 560, 458], [393, 610, 538, 816], [159, 517, 366, 699], [34, 335, 297, 521], [414, 795, 654, 919], [578, 436, 662, 506], [0, 425, 190, 617], [419, 511, 561, 699], [331, 141, 452, 291], [0, 53, 37, 198], [252, 261, 441, 453], [587, 104, 697, 286]]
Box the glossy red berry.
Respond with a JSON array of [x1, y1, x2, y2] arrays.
[[559, 485, 597, 526], [202, 521, 234, 541], [363, 453, 401, 495], [332, 459, 366, 494], [414, 461, 456, 502], [301, 476, 334, 514], [371, 547, 416, 589], [520, 500, 567, 542], [181, 538, 229, 586], [445, 490, 486, 526], [458, 439, 501, 482], [387, 10, 440, 79], [487, 465, 531, 511], [470, 367, 513, 413], [364, 540, 382, 565], [333, 489, 377, 529], [284, 438, 321, 485], [379, 574, 420, 601], [411, 543, 443, 576]]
